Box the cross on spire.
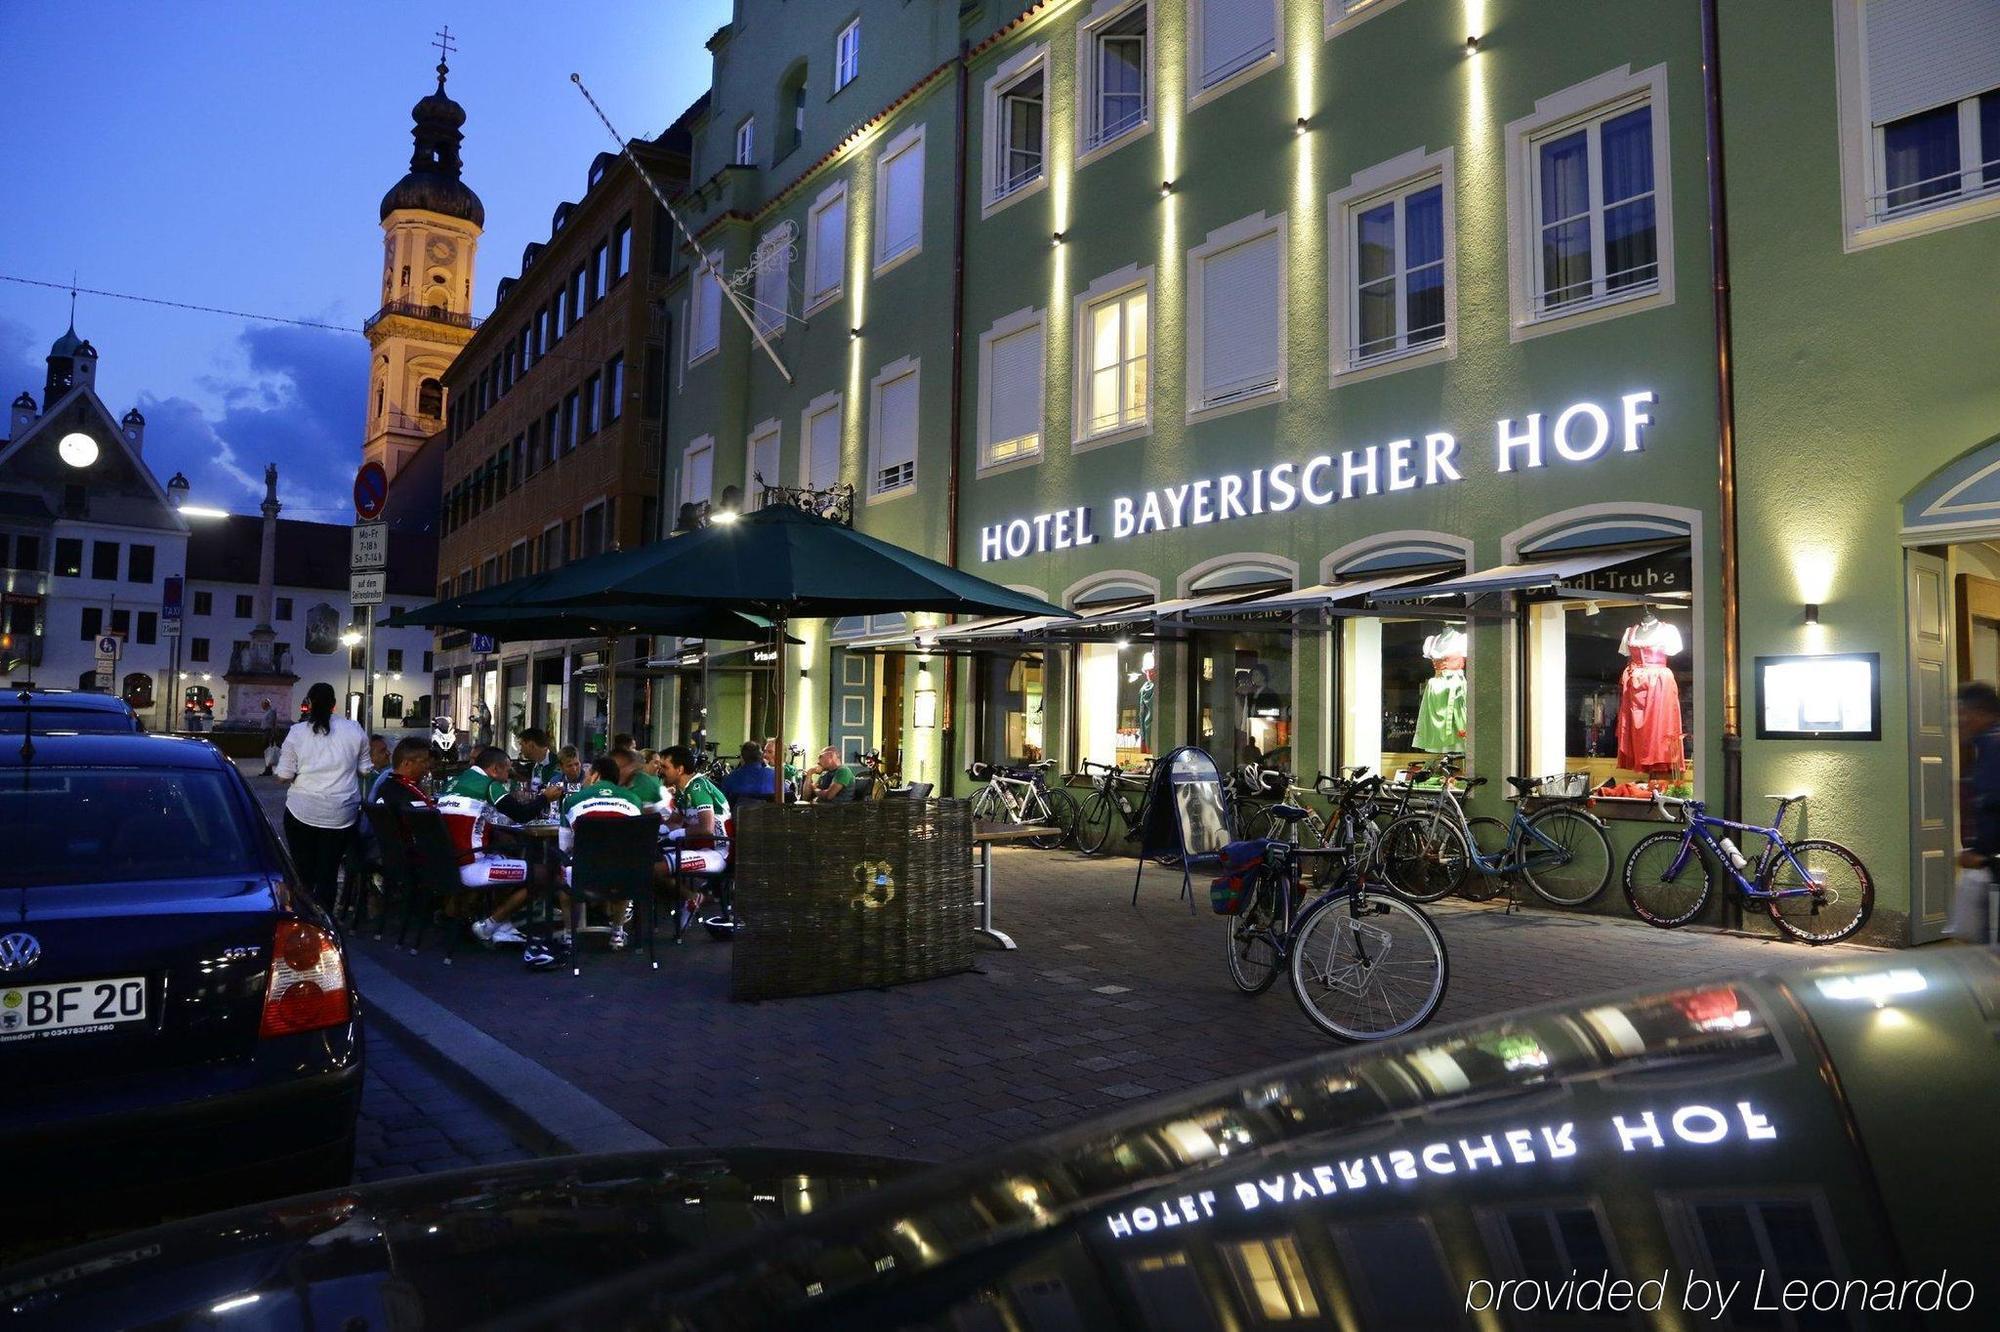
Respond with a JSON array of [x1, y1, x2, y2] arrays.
[[431, 24, 456, 88]]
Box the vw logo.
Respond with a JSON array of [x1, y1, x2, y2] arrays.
[[0, 933, 41, 974]]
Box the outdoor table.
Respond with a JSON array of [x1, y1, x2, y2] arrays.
[[971, 822, 1045, 951]]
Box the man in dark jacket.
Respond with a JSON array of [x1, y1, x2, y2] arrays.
[[1954, 682, 2000, 941]]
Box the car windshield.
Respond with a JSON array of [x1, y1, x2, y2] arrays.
[[0, 767, 263, 886], [0, 706, 138, 733]]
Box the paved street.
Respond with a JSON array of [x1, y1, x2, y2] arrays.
[[355, 1025, 537, 1181]]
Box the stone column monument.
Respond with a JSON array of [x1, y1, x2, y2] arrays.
[[223, 464, 299, 725]]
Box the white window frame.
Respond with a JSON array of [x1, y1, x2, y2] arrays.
[[745, 418, 782, 507], [1329, 145, 1458, 384], [1072, 262, 1155, 451], [835, 17, 862, 92], [982, 44, 1051, 218], [734, 116, 756, 167], [750, 225, 792, 336], [1186, 210, 1289, 422], [804, 179, 848, 313], [687, 248, 724, 366], [681, 434, 715, 506], [1323, 0, 1407, 40], [1832, 0, 2000, 250], [867, 356, 922, 501], [1186, 0, 1283, 112], [1504, 63, 1674, 341], [976, 305, 1047, 474], [1075, 0, 1155, 169], [800, 389, 845, 491], [874, 124, 927, 275]]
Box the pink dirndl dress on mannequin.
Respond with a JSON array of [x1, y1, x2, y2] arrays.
[[1617, 646, 1683, 773]]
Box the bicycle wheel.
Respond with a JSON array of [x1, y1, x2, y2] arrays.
[[1289, 889, 1449, 1042], [1032, 787, 1079, 850], [1075, 789, 1116, 856], [1763, 840, 1873, 944], [1519, 805, 1614, 908], [1227, 881, 1284, 994], [1623, 830, 1713, 928], [967, 786, 1003, 824], [1459, 816, 1512, 902], [1378, 813, 1470, 903]]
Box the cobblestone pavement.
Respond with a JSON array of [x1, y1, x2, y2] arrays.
[[342, 829, 1862, 1165], [355, 1024, 538, 1181]]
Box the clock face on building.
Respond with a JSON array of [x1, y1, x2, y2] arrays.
[[58, 431, 99, 468], [427, 237, 456, 264]]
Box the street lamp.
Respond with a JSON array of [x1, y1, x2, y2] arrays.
[[341, 628, 363, 720]]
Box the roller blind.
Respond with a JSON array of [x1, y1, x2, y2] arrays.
[[808, 405, 842, 490], [692, 252, 722, 356], [752, 233, 789, 333], [749, 429, 780, 503], [875, 370, 919, 490], [881, 140, 925, 260], [1198, 0, 1277, 88], [812, 194, 846, 296], [684, 445, 713, 504], [986, 323, 1043, 453], [1867, 0, 2000, 124], [1199, 230, 1282, 406]]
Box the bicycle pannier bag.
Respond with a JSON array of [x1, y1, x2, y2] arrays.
[[1209, 839, 1268, 915]]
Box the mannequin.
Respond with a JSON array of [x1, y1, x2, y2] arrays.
[[1126, 650, 1157, 752], [1414, 624, 1469, 752], [1616, 609, 1684, 778]]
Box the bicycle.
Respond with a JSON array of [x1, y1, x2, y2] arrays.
[[966, 758, 1077, 850], [1073, 758, 1155, 856], [1223, 815, 1450, 1042], [1378, 756, 1613, 908], [850, 749, 903, 798], [1624, 793, 1874, 944]]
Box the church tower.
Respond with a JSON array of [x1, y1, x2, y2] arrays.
[[364, 33, 483, 483]]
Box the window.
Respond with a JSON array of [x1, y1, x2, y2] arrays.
[[1837, 0, 2000, 243], [734, 116, 757, 167], [520, 324, 534, 374], [803, 393, 843, 491], [875, 126, 925, 271], [1487, 1206, 1619, 1296], [1190, 0, 1279, 100], [605, 353, 625, 422], [868, 359, 920, 497], [1191, 566, 1294, 769], [481, 556, 499, 589], [275, 597, 293, 621], [110, 609, 130, 637], [536, 305, 551, 354], [382, 693, 405, 721], [190, 637, 209, 663], [1189, 212, 1286, 415], [580, 502, 607, 558], [977, 308, 1045, 468], [1506, 65, 1671, 334], [539, 524, 563, 571], [611, 215, 633, 280], [582, 373, 602, 438], [80, 607, 103, 641], [553, 287, 569, 342], [747, 421, 781, 506], [1079, 0, 1150, 158], [423, 651, 435, 673], [591, 241, 609, 303], [235, 594, 253, 618], [751, 227, 792, 334], [1677, 1196, 1845, 1331], [1224, 1237, 1320, 1322], [55, 537, 82, 578], [544, 406, 561, 464], [1325, 0, 1406, 38], [978, 654, 1049, 765], [1332, 148, 1456, 378], [562, 392, 580, 454], [682, 437, 715, 505], [835, 18, 861, 91], [1076, 268, 1152, 442], [137, 612, 158, 646], [569, 266, 587, 326], [806, 182, 848, 309], [61, 485, 86, 519], [1072, 581, 1159, 765], [510, 432, 525, 485], [91, 541, 119, 580], [985, 52, 1048, 210], [689, 249, 723, 363], [508, 542, 528, 581], [126, 543, 155, 584], [783, 67, 808, 155], [192, 590, 212, 616]]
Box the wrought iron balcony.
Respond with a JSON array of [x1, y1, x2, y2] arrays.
[[364, 300, 484, 334]]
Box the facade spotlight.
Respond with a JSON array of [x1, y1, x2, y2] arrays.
[[1160, 180, 1174, 196], [1465, 34, 1481, 54], [1051, 230, 1066, 246], [849, 326, 861, 339], [1804, 603, 1820, 625], [1294, 116, 1309, 134]]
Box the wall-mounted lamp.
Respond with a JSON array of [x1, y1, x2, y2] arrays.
[[1294, 116, 1309, 135], [1464, 34, 1481, 55], [1804, 603, 1821, 626], [1159, 179, 1174, 197], [1051, 230, 1066, 247], [914, 663, 938, 729], [1115, 637, 1132, 650], [849, 326, 861, 339], [799, 667, 810, 679]]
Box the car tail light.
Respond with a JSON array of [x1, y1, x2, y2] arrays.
[[259, 919, 352, 1038]]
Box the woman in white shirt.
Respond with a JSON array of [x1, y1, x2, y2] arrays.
[[275, 682, 370, 905]]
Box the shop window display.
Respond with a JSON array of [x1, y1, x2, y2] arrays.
[[1192, 631, 1293, 771], [979, 654, 1048, 763], [1076, 640, 1152, 767], [1343, 615, 1471, 778]]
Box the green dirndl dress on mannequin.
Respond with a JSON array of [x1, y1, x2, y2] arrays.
[[1415, 668, 1466, 751]]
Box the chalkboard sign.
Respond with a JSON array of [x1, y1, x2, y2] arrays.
[[1131, 746, 1233, 910]]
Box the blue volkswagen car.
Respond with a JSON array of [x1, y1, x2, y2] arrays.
[[0, 727, 362, 1246]]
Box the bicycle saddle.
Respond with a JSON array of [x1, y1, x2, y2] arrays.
[[1460, 777, 1489, 790], [1504, 776, 1538, 794], [1267, 803, 1312, 824]]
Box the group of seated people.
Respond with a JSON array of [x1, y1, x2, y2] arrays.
[[368, 728, 733, 971]]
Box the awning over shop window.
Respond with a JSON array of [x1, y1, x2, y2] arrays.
[[1371, 542, 1679, 605], [1183, 570, 1438, 617], [1096, 589, 1265, 627]]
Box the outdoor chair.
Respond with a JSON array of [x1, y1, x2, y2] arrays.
[[360, 804, 415, 940], [568, 812, 663, 975], [668, 818, 739, 944], [847, 773, 878, 802], [889, 782, 934, 801], [398, 806, 514, 964]]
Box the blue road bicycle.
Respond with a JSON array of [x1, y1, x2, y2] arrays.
[[1623, 794, 1874, 944]]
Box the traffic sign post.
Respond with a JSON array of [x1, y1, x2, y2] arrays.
[[351, 523, 388, 572], [350, 571, 387, 607], [94, 632, 119, 694], [353, 461, 389, 523], [163, 576, 184, 733], [352, 464, 390, 730]]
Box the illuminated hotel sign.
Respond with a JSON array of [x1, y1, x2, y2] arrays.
[[979, 390, 1658, 563], [1102, 1095, 1775, 1240]]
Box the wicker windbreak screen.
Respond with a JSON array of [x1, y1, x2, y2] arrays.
[[731, 798, 975, 1000]]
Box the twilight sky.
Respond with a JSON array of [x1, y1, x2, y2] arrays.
[[0, 0, 727, 519]]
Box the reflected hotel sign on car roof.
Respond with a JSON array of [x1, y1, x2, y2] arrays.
[[979, 390, 1659, 563]]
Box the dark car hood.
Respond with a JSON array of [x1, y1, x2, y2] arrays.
[[7, 951, 1996, 1330]]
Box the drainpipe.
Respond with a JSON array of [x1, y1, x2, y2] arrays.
[[941, 38, 972, 798], [1701, 0, 1744, 925]]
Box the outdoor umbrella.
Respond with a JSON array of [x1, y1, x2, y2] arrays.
[[525, 504, 1071, 800]]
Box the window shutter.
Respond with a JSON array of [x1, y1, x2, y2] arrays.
[[1867, 0, 2000, 124], [813, 196, 846, 294], [986, 324, 1043, 450], [686, 447, 713, 503], [1199, 0, 1276, 88], [753, 233, 789, 332], [809, 407, 842, 490], [883, 142, 925, 258], [750, 429, 780, 500], [1200, 231, 1282, 405], [876, 371, 918, 488]]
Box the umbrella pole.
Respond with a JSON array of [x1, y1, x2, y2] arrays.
[[771, 616, 787, 803]]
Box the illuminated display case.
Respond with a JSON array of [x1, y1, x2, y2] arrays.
[[1753, 653, 1881, 741]]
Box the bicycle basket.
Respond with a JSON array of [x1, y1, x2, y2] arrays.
[[1209, 839, 1269, 916]]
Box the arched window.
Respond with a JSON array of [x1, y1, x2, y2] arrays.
[[780, 63, 809, 155], [418, 378, 444, 417], [1065, 572, 1160, 767], [122, 672, 154, 711], [1180, 558, 1296, 771]]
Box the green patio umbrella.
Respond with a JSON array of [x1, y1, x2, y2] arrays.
[[526, 504, 1071, 800]]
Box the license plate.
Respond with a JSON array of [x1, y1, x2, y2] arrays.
[[0, 976, 147, 1042]]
